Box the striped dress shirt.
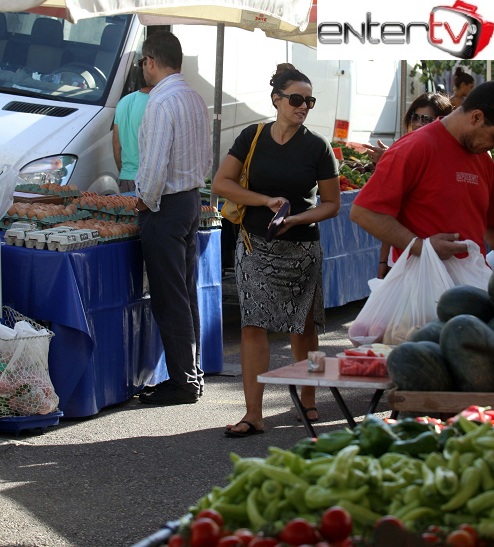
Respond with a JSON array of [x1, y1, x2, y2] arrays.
[[135, 73, 212, 211]]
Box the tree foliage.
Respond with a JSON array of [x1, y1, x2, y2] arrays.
[[410, 60, 493, 90]]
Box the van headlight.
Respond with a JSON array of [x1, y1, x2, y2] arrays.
[[18, 155, 77, 186]]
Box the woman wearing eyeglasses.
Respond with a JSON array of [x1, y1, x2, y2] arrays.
[[212, 63, 340, 437], [362, 92, 453, 278]]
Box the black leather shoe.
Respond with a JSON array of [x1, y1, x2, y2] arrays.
[[139, 383, 199, 406]]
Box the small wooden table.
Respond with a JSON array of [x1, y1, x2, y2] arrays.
[[258, 357, 394, 437]]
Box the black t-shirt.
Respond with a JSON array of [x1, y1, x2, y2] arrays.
[[229, 122, 338, 241]]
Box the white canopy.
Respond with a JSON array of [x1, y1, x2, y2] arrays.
[[0, 0, 312, 31]]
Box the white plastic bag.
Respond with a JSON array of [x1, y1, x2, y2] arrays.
[[443, 240, 492, 290], [349, 238, 455, 346]]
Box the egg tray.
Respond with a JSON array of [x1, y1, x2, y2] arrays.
[[88, 211, 137, 224], [199, 211, 222, 229], [15, 183, 81, 198], [77, 204, 137, 217], [97, 233, 139, 245], [1, 210, 93, 230]]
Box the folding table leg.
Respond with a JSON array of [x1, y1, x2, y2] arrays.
[[288, 384, 317, 438], [366, 389, 385, 415], [330, 387, 357, 428]]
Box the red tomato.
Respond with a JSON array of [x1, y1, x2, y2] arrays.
[[445, 530, 476, 547], [196, 508, 225, 527], [422, 532, 441, 544], [218, 535, 244, 547], [319, 507, 353, 542], [190, 517, 221, 547], [458, 524, 479, 545], [247, 537, 278, 547], [234, 529, 255, 546], [374, 515, 404, 530], [168, 533, 185, 547], [279, 518, 320, 546]]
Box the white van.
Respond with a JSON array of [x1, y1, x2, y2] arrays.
[[0, 10, 420, 195], [290, 48, 422, 147]]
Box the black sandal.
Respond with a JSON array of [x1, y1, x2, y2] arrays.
[[296, 406, 319, 423]]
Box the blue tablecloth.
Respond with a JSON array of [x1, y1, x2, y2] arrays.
[[1, 230, 223, 417], [319, 190, 380, 308]]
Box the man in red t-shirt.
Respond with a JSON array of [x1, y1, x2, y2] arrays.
[[350, 81, 494, 261]]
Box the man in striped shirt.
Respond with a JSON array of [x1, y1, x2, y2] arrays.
[[135, 30, 212, 406]]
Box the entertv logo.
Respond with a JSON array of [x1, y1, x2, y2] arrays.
[[317, 0, 494, 60]]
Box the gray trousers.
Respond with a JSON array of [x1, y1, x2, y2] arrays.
[[138, 189, 203, 394]]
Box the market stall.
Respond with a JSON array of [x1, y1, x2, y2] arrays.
[[319, 189, 380, 308], [1, 228, 223, 418]]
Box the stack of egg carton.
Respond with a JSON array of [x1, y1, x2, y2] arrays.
[[4, 222, 100, 251]]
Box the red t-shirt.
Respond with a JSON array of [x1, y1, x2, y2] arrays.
[[354, 120, 494, 260]]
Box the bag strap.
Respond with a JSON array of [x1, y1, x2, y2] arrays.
[[243, 122, 265, 182]]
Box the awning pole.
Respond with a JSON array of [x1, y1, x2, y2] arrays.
[[210, 22, 224, 208]]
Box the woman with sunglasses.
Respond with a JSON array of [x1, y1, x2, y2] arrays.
[[212, 63, 340, 437], [362, 92, 453, 278]]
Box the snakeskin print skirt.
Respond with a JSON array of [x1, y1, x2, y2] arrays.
[[235, 233, 325, 334]]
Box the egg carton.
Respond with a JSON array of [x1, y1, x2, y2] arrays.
[[98, 233, 139, 244], [199, 211, 222, 229], [15, 183, 81, 198], [3, 221, 41, 246], [46, 229, 100, 252], [2, 210, 93, 228], [24, 227, 76, 250], [77, 204, 137, 217]]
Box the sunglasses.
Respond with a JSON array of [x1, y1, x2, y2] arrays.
[[410, 113, 436, 125], [137, 55, 154, 68], [278, 92, 316, 110]]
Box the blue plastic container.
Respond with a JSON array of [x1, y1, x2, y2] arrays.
[[0, 411, 63, 435]]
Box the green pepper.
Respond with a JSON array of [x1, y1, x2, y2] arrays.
[[285, 484, 309, 514], [313, 429, 356, 454], [466, 490, 494, 515], [356, 414, 399, 457], [290, 437, 317, 459], [441, 465, 481, 512], [259, 463, 309, 490], [437, 425, 460, 451], [474, 457, 494, 491], [304, 484, 369, 509], [337, 499, 383, 527], [210, 501, 248, 522], [389, 431, 438, 456], [446, 421, 493, 454], [479, 520, 494, 539], [390, 417, 435, 439], [246, 487, 267, 530], [261, 479, 283, 501], [434, 465, 459, 497], [424, 452, 446, 470]]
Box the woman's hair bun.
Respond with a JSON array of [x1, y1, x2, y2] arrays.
[[270, 63, 296, 87]]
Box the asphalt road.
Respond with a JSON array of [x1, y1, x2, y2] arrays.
[[0, 273, 390, 547]]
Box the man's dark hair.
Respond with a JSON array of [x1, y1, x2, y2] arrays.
[[462, 80, 494, 125], [143, 30, 182, 71]]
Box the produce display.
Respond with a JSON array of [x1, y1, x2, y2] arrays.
[[331, 142, 375, 191], [388, 280, 494, 394], [161, 411, 494, 546]]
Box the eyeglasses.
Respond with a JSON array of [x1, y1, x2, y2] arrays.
[[410, 113, 436, 125], [278, 92, 316, 110], [137, 55, 154, 68]]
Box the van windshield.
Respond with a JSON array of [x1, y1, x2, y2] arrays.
[[0, 12, 131, 105]]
